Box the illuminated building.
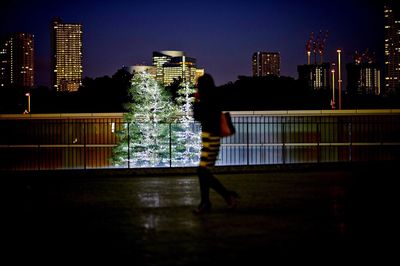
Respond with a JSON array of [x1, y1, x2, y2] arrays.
[[153, 51, 185, 84], [252, 52, 280, 77], [163, 56, 199, 85], [346, 52, 381, 95], [152, 51, 204, 85], [0, 33, 34, 88], [51, 18, 83, 92], [297, 63, 330, 90], [195, 68, 205, 82], [384, 1, 400, 93], [123, 65, 157, 77]]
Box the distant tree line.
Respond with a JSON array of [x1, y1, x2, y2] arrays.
[[218, 75, 400, 110], [1, 70, 400, 114], [0, 68, 132, 113]]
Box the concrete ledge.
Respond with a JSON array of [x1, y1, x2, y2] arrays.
[[2, 161, 397, 179]]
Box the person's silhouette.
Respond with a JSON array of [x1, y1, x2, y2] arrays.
[[192, 73, 239, 214]]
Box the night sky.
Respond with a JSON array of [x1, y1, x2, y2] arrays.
[[2, 0, 383, 87]]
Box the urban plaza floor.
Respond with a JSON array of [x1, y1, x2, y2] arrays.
[[4, 162, 398, 265]]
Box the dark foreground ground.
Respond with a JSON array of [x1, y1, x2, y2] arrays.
[[4, 162, 398, 265]]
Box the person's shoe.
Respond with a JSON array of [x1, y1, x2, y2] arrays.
[[193, 202, 212, 214], [225, 191, 240, 209]]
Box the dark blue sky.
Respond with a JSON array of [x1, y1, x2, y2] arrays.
[[2, 0, 382, 86]]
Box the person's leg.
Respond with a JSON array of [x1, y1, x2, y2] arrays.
[[195, 132, 239, 212], [194, 132, 218, 213], [195, 166, 211, 213], [205, 168, 240, 209]]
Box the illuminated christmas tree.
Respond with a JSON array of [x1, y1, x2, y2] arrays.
[[172, 81, 201, 166], [112, 72, 177, 167]]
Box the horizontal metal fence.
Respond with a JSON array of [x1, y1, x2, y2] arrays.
[[1, 112, 399, 170], [222, 115, 400, 166]]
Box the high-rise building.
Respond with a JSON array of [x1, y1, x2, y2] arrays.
[[51, 18, 83, 92], [384, 1, 400, 93], [163, 56, 199, 85], [123, 65, 157, 77], [152, 51, 204, 86], [252, 52, 280, 77], [153, 51, 185, 84], [297, 63, 330, 90], [346, 52, 381, 96], [0, 32, 34, 88]]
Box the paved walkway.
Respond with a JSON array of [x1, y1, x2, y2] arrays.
[[5, 163, 397, 265]]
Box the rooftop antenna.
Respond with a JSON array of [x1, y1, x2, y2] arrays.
[[306, 32, 314, 65], [317, 30, 329, 64]]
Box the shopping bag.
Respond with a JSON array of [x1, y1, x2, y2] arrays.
[[220, 112, 235, 137]]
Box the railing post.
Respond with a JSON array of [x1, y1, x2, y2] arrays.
[[246, 117, 250, 166], [348, 121, 352, 162], [317, 116, 321, 164], [169, 122, 172, 168], [127, 122, 130, 169], [84, 122, 86, 170], [37, 120, 40, 171], [282, 116, 286, 164]]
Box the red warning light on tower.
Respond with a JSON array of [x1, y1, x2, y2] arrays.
[[305, 30, 328, 64]]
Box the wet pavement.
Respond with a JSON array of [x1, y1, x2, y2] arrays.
[[4, 163, 398, 265]]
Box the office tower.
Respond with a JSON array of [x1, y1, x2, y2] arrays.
[[51, 18, 83, 92], [384, 1, 400, 93], [123, 65, 157, 76], [0, 32, 34, 88], [346, 51, 381, 96], [252, 52, 280, 77], [298, 63, 330, 90], [152, 51, 204, 86], [153, 51, 185, 84], [163, 56, 198, 85]]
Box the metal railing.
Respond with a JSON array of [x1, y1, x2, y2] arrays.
[[1, 111, 399, 170]]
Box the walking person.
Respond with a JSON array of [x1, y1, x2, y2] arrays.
[[193, 73, 239, 214]]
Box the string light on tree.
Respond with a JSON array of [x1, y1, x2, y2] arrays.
[[173, 81, 201, 166], [112, 71, 177, 167]]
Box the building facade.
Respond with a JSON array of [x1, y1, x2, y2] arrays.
[[152, 50, 204, 86], [384, 1, 400, 93], [0, 32, 34, 88], [153, 51, 185, 84], [51, 18, 83, 92], [346, 52, 381, 95], [123, 65, 157, 77], [297, 63, 330, 90], [252, 52, 280, 77], [163, 56, 198, 85]]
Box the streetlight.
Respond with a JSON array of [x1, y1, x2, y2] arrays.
[[331, 63, 336, 110], [337, 49, 342, 110], [25, 92, 31, 113]]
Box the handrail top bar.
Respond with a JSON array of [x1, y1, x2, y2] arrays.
[[1, 109, 400, 119], [233, 109, 400, 116]]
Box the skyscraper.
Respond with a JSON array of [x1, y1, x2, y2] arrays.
[[252, 52, 280, 77], [384, 1, 400, 93], [163, 56, 199, 85], [346, 51, 381, 96], [153, 51, 185, 84], [51, 18, 83, 92], [297, 63, 330, 91], [152, 51, 204, 86], [0, 32, 34, 88]]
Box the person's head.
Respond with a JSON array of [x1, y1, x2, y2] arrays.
[[196, 73, 215, 95]]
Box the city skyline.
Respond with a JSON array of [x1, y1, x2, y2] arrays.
[[2, 0, 382, 87]]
